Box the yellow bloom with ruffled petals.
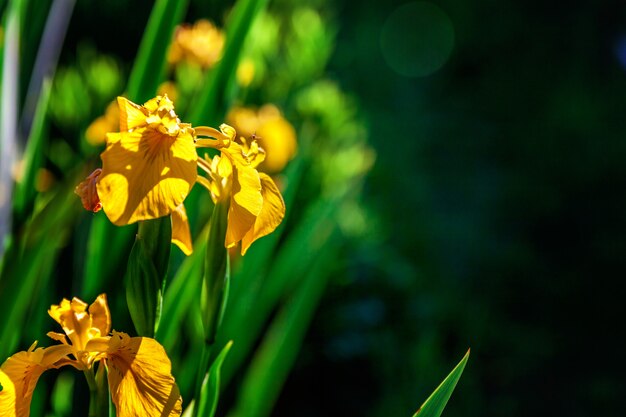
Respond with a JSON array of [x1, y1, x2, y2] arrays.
[[196, 125, 285, 255], [0, 294, 182, 417], [96, 96, 197, 226]]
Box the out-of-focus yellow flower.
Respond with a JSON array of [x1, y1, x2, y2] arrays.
[[85, 100, 119, 146], [168, 19, 224, 69], [195, 125, 285, 255], [157, 81, 179, 103], [96, 95, 197, 226], [227, 105, 297, 174], [0, 294, 182, 417], [236, 58, 255, 87]]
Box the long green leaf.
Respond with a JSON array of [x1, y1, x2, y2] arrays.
[[126, 0, 188, 102], [13, 78, 50, 215], [190, 0, 269, 125], [413, 349, 470, 417], [195, 341, 233, 417]]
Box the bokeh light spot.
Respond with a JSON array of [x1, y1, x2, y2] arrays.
[[380, 1, 455, 77]]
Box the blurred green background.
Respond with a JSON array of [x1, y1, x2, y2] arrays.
[[3, 0, 626, 416]]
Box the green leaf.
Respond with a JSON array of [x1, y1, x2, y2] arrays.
[[190, 0, 269, 125], [155, 231, 207, 350], [413, 349, 470, 417], [201, 200, 230, 343], [196, 341, 233, 417], [125, 217, 171, 337], [13, 78, 50, 215], [126, 0, 188, 102]]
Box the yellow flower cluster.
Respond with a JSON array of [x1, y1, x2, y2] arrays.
[[75, 95, 286, 256], [0, 294, 181, 417]]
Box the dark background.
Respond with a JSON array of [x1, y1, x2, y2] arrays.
[[276, 1, 626, 417]]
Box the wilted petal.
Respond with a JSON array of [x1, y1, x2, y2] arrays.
[[106, 332, 182, 417], [241, 173, 286, 255], [96, 127, 197, 225], [75, 169, 102, 213], [171, 204, 193, 255]]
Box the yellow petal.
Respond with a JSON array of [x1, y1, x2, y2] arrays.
[[96, 127, 197, 225], [241, 173, 286, 255], [48, 295, 111, 352], [171, 204, 193, 255], [89, 294, 111, 337], [225, 167, 262, 248], [0, 369, 16, 417], [0, 344, 73, 417], [117, 97, 147, 131], [106, 332, 182, 417]]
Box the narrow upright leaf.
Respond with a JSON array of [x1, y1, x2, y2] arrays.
[[196, 341, 233, 417], [413, 349, 470, 417]]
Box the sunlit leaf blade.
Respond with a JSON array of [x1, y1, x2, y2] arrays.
[[196, 341, 233, 417], [126, 0, 188, 102], [190, 0, 269, 125], [13, 79, 50, 215], [413, 349, 470, 417]]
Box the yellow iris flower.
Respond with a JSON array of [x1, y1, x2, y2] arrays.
[[0, 294, 181, 417], [75, 95, 285, 256], [195, 125, 286, 255], [96, 95, 197, 227]]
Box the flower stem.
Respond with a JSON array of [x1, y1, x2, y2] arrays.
[[84, 368, 108, 417]]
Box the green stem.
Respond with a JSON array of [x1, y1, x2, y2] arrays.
[[192, 200, 230, 417], [84, 367, 108, 417]]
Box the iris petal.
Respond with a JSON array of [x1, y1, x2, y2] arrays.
[[106, 332, 182, 417], [241, 173, 286, 255], [97, 128, 197, 225], [171, 204, 193, 255]]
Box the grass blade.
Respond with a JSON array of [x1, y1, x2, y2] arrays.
[[413, 349, 470, 417], [196, 341, 233, 417], [126, 0, 188, 102], [13, 79, 50, 215], [190, 0, 269, 125]]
